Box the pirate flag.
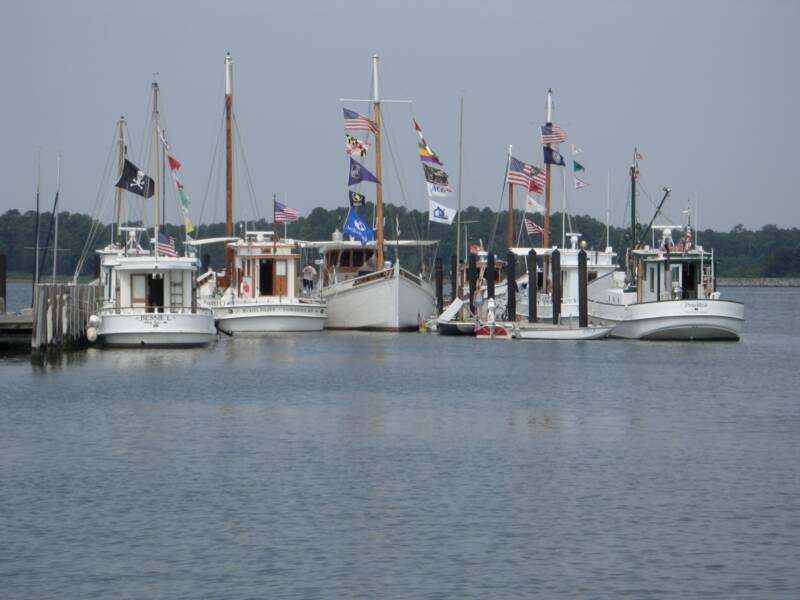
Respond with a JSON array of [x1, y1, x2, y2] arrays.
[[115, 158, 155, 198], [349, 190, 366, 209]]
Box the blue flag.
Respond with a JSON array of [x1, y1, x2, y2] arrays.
[[343, 209, 375, 246], [544, 146, 566, 167], [348, 157, 380, 186]]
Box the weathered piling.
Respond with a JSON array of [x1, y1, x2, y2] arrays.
[[506, 251, 516, 321], [435, 257, 443, 314], [450, 255, 458, 301], [551, 248, 561, 325], [578, 248, 588, 327], [31, 283, 102, 352], [527, 249, 537, 323], [468, 252, 477, 314], [487, 253, 495, 299]]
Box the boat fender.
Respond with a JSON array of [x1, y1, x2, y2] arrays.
[[86, 326, 97, 343]]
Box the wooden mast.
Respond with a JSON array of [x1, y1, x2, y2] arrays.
[[224, 52, 234, 285], [115, 117, 125, 246], [151, 82, 160, 260], [372, 55, 384, 269]]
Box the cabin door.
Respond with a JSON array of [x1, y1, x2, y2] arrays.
[[259, 259, 274, 296], [146, 274, 164, 313], [274, 260, 288, 296]]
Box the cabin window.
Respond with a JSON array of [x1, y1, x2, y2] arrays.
[[275, 260, 287, 276], [588, 271, 598, 283], [649, 267, 654, 293], [671, 265, 680, 283], [131, 275, 146, 307]]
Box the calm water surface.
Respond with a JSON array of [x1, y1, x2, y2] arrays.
[[1, 283, 799, 598]]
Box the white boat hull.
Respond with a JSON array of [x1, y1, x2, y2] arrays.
[[322, 266, 435, 331], [214, 302, 326, 332], [98, 311, 217, 347], [589, 299, 744, 340]]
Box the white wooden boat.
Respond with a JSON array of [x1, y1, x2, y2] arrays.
[[195, 54, 326, 333], [587, 155, 744, 341], [88, 86, 215, 348]]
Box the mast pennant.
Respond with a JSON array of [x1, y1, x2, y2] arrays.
[[164, 149, 194, 233], [413, 119, 443, 165]]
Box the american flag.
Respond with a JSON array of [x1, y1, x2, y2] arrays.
[[274, 200, 299, 223], [541, 124, 567, 145], [528, 165, 547, 194], [508, 156, 539, 188], [343, 108, 378, 134], [525, 218, 544, 236], [156, 231, 177, 257]]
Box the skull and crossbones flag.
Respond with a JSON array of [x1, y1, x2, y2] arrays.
[[115, 158, 155, 198]]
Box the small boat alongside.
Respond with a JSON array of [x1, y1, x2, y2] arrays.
[[513, 322, 612, 340]]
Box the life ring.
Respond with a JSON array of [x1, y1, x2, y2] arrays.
[[242, 282, 251, 294]]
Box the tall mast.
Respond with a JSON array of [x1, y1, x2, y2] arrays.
[[33, 149, 40, 289], [372, 54, 384, 268], [543, 88, 554, 249], [151, 82, 160, 260], [630, 148, 637, 249], [606, 170, 611, 249], [52, 154, 61, 283], [507, 144, 514, 250], [456, 95, 463, 270], [115, 116, 125, 246], [225, 52, 234, 283]]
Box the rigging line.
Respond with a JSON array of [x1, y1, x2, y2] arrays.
[[121, 120, 145, 229], [382, 107, 419, 239], [73, 123, 119, 280], [487, 153, 511, 252], [197, 103, 226, 227], [232, 111, 262, 222]]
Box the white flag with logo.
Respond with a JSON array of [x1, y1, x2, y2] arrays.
[[429, 199, 456, 225], [426, 182, 454, 197], [574, 177, 589, 190], [525, 195, 546, 214]]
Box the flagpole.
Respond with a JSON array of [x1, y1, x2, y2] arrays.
[[115, 117, 125, 247], [508, 144, 514, 250], [456, 94, 464, 296], [372, 55, 384, 269], [224, 53, 234, 284], [544, 88, 553, 251]]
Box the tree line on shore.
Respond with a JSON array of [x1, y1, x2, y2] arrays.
[[1, 206, 798, 279]]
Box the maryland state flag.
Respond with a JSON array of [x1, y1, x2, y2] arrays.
[[115, 158, 155, 198], [349, 190, 366, 209]]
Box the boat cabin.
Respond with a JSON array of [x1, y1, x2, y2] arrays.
[[229, 231, 303, 299], [633, 228, 714, 303], [98, 229, 199, 314]]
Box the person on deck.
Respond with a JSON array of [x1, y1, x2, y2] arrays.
[[302, 263, 317, 295]]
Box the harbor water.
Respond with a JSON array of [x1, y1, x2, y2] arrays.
[[1, 282, 799, 598]]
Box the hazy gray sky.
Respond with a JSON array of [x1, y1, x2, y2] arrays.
[[2, 0, 797, 232]]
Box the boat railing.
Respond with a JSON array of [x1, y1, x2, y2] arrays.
[[99, 305, 213, 316]]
